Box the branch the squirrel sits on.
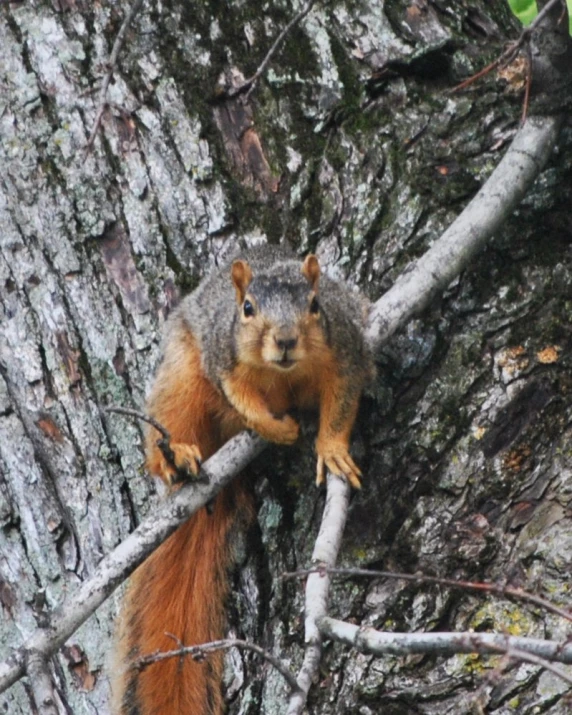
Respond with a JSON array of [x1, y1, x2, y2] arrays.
[[114, 244, 374, 714]]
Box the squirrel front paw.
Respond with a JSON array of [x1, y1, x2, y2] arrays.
[[249, 414, 300, 445], [315, 439, 362, 489], [157, 441, 203, 486]]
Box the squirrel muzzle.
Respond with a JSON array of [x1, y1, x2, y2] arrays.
[[265, 326, 301, 369]]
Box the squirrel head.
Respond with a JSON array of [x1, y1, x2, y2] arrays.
[[230, 254, 326, 371]]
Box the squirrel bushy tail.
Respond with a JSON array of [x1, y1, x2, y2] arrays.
[[117, 482, 252, 715], [115, 327, 254, 714]]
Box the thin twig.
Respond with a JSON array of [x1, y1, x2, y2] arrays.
[[104, 405, 170, 440], [105, 405, 202, 483], [281, 567, 572, 624], [226, 0, 318, 99], [85, 0, 146, 150], [531, 0, 568, 30], [522, 44, 532, 123], [451, 54, 513, 94], [132, 638, 302, 695], [473, 639, 572, 687], [451, 0, 565, 93]]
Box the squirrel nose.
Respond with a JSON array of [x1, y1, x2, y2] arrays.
[[275, 336, 298, 352]]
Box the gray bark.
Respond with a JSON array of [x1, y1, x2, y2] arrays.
[[1, 1, 571, 714]]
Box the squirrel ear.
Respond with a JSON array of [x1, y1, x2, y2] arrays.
[[301, 254, 320, 292], [231, 260, 253, 303]]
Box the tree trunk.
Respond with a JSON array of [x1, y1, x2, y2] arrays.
[[1, 1, 571, 713]]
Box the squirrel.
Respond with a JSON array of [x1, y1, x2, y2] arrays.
[[114, 245, 374, 714]]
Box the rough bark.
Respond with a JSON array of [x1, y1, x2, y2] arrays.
[[1, 1, 571, 714]]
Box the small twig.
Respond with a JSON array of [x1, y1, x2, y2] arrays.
[[226, 0, 318, 99], [104, 405, 203, 484], [104, 405, 169, 439], [451, 53, 513, 94], [471, 636, 572, 685], [473, 639, 572, 687], [451, 0, 565, 94], [85, 0, 146, 150], [522, 44, 532, 123], [132, 638, 301, 695], [282, 567, 572, 624]]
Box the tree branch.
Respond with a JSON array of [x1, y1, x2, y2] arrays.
[[482, 642, 572, 688], [85, 0, 146, 149], [286, 474, 351, 715], [25, 651, 58, 715], [133, 638, 301, 695], [318, 616, 572, 666], [226, 0, 318, 99], [281, 567, 572, 624], [365, 114, 561, 348]]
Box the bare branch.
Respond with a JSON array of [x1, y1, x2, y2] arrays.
[[282, 567, 572, 624], [226, 0, 318, 99], [286, 474, 351, 715], [479, 641, 572, 687], [104, 405, 202, 483], [321, 615, 572, 686], [318, 616, 572, 666], [85, 0, 146, 149], [132, 638, 301, 695], [365, 115, 561, 349]]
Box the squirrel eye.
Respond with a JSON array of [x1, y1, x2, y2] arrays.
[[309, 296, 320, 314], [243, 300, 255, 318]]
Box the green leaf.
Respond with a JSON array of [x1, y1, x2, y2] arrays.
[[508, 0, 572, 35], [508, 0, 538, 25]]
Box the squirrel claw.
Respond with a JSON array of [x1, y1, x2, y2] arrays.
[[315, 446, 362, 489], [161, 442, 203, 485]]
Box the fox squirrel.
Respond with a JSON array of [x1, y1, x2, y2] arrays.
[[115, 245, 374, 714]]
